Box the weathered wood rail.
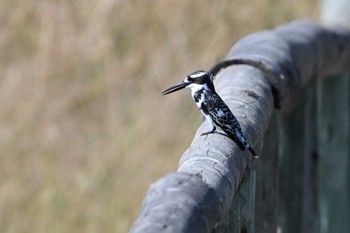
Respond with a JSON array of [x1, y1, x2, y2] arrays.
[[129, 16, 350, 233]]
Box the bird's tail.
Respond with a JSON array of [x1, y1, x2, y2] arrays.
[[236, 130, 259, 159], [225, 129, 259, 158], [247, 145, 259, 159]]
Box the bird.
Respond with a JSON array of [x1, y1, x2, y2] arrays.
[[162, 70, 258, 158]]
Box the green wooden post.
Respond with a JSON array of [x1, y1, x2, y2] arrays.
[[301, 84, 320, 233], [319, 1, 350, 232], [214, 170, 256, 233], [317, 75, 350, 232], [255, 113, 279, 233], [278, 82, 319, 233], [278, 96, 305, 233]]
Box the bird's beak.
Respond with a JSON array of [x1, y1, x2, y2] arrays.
[[162, 81, 188, 95]]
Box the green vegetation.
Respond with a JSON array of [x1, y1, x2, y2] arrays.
[[0, 1, 317, 232]]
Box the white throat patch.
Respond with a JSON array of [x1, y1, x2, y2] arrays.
[[187, 83, 208, 93]]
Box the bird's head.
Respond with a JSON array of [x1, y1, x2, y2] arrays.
[[162, 70, 215, 95]]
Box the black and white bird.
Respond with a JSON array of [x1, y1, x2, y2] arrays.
[[162, 70, 258, 158]]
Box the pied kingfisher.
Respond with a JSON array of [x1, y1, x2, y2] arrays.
[[162, 70, 258, 158]]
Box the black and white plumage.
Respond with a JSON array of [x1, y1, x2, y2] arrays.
[[162, 70, 258, 158]]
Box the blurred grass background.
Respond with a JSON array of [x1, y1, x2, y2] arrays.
[[0, 1, 317, 232]]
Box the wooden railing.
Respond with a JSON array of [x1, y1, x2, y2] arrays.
[[129, 11, 350, 233]]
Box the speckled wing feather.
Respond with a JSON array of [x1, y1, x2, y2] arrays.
[[203, 90, 246, 150]]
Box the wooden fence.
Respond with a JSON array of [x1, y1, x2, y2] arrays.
[[129, 5, 350, 233]]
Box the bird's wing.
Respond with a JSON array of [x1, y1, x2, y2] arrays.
[[204, 92, 246, 150], [204, 92, 239, 129]]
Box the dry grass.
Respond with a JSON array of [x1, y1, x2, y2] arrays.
[[0, 1, 317, 232]]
